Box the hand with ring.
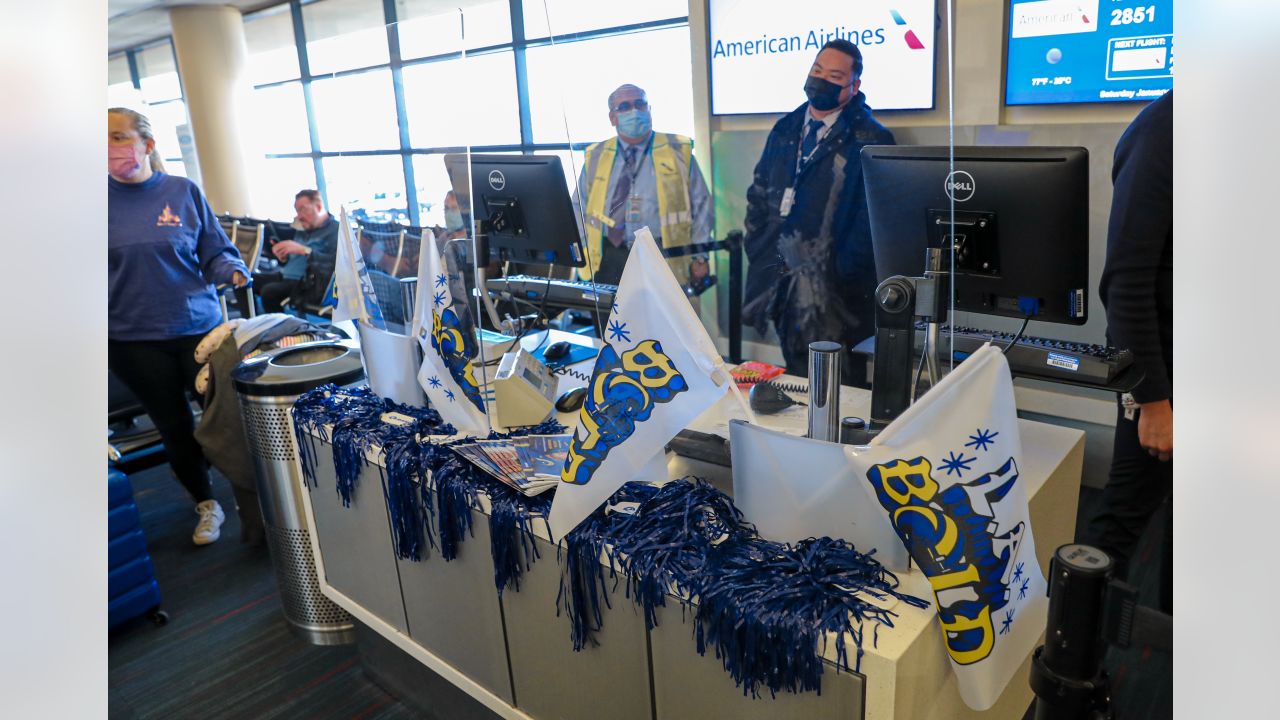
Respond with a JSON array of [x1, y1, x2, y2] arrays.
[[1137, 399, 1173, 462]]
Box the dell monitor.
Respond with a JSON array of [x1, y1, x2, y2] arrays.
[[861, 145, 1090, 325], [444, 153, 586, 268]]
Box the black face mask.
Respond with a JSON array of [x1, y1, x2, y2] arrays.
[[804, 75, 846, 111]]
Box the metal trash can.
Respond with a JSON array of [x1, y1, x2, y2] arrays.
[[233, 341, 366, 645]]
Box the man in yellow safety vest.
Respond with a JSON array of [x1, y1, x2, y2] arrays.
[[575, 84, 714, 288]]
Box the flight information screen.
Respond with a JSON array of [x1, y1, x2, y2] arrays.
[[1005, 0, 1172, 105]]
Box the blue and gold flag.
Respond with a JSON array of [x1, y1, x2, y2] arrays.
[[850, 343, 1047, 710], [548, 228, 734, 539], [331, 207, 386, 329], [411, 236, 488, 435]]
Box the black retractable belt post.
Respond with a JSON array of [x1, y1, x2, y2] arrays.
[[1031, 544, 1115, 720], [1030, 542, 1173, 719]]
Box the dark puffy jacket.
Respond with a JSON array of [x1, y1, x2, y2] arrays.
[[742, 94, 894, 362]]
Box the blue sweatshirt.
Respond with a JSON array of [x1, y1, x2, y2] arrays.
[[108, 173, 249, 341]]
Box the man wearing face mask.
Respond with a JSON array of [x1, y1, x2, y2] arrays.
[[576, 84, 713, 287], [742, 40, 894, 386], [254, 189, 339, 314], [433, 190, 471, 305]]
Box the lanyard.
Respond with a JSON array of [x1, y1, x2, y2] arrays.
[[782, 118, 829, 218], [616, 134, 654, 188], [794, 117, 830, 177]]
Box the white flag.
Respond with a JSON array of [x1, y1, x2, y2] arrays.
[[850, 344, 1047, 711], [332, 207, 387, 329], [411, 235, 489, 435], [548, 228, 732, 539]]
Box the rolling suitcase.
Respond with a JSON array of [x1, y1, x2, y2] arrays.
[[108, 469, 168, 629]]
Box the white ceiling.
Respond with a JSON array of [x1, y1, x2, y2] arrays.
[[108, 0, 282, 54]]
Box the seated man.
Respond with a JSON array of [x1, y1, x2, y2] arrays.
[[257, 189, 339, 313]]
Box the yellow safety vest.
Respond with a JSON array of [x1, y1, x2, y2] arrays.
[[580, 132, 695, 280]]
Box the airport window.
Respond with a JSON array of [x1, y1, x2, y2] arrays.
[[531, 148, 586, 193], [524, 26, 696, 145], [323, 154, 410, 224], [244, 4, 301, 85], [135, 41, 184, 104], [250, 157, 321, 219], [401, 51, 522, 148], [394, 0, 511, 58], [107, 55, 141, 108], [302, 0, 391, 76], [411, 153, 453, 226], [310, 69, 402, 151], [111, 0, 693, 224], [522, 0, 689, 39], [248, 83, 313, 155]]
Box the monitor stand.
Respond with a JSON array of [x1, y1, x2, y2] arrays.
[[850, 249, 950, 445], [446, 229, 513, 337]]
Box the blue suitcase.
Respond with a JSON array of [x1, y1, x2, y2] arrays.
[[108, 469, 168, 629]]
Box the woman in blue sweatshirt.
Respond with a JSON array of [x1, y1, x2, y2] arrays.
[[108, 107, 249, 546]]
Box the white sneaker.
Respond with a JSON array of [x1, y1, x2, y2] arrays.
[[193, 500, 225, 545]]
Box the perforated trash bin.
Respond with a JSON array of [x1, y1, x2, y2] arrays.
[[233, 341, 366, 645]]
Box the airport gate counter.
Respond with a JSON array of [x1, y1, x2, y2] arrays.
[[283, 329, 1085, 720]]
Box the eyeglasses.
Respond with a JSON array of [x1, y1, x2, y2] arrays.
[[611, 98, 649, 113]]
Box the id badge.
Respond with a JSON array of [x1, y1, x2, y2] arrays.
[[780, 187, 795, 217], [626, 193, 643, 226]]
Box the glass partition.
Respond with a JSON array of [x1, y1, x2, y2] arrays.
[[221, 0, 968, 395]]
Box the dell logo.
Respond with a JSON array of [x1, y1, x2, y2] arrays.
[[488, 170, 506, 191], [944, 170, 975, 202]]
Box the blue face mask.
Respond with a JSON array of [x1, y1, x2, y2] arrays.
[[616, 109, 652, 139]]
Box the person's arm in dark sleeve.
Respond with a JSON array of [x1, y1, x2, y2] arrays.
[[840, 125, 896, 282], [194, 188, 249, 285], [1099, 107, 1173, 404], [743, 132, 777, 266], [741, 130, 784, 330]]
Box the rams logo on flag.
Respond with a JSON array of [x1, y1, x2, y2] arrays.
[[865, 455, 1025, 666], [561, 340, 688, 486], [430, 306, 484, 412]]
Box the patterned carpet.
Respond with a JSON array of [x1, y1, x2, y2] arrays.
[[107, 465, 419, 720]]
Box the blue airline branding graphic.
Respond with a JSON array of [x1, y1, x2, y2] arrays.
[[864, 428, 1029, 665]]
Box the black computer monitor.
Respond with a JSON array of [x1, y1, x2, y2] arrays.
[[861, 145, 1090, 325], [444, 153, 586, 268]]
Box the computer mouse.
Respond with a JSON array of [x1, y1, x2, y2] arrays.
[[543, 341, 573, 362], [555, 386, 588, 413]]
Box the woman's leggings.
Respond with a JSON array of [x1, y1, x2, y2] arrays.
[[108, 335, 213, 503]]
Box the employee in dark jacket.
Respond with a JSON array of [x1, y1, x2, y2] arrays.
[[108, 107, 249, 546], [1082, 90, 1173, 612], [742, 39, 894, 385], [257, 189, 339, 313]]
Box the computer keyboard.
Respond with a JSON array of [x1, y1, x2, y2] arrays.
[[486, 275, 617, 312], [917, 324, 1134, 386]]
